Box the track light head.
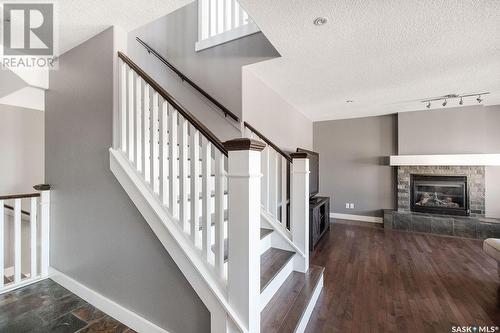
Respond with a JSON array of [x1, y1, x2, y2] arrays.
[[426, 101, 431, 109], [442, 99, 447, 107], [477, 95, 483, 103], [459, 97, 463, 105]]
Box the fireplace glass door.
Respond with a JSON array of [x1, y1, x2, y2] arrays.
[[410, 175, 469, 216]]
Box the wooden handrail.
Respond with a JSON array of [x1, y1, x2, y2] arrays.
[[4, 204, 30, 216], [135, 37, 240, 123], [243, 122, 292, 163], [0, 193, 40, 200], [118, 51, 228, 156]]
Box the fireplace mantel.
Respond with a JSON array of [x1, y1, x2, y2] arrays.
[[390, 154, 500, 166]]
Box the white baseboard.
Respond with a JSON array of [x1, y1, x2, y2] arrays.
[[330, 213, 383, 224], [49, 267, 170, 333]]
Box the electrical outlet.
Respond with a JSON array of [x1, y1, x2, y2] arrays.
[[350, 203, 355, 209], [345, 203, 350, 209]]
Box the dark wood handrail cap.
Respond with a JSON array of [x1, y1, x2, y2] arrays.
[[223, 138, 266, 152], [290, 152, 309, 159], [33, 184, 51, 191]]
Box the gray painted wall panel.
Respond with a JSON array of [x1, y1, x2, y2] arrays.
[[398, 105, 500, 154], [46, 27, 209, 333], [313, 115, 397, 217]]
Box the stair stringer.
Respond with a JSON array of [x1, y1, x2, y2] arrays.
[[110, 148, 246, 333]]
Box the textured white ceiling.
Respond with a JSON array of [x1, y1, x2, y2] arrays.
[[239, 0, 500, 121], [57, 0, 191, 55]]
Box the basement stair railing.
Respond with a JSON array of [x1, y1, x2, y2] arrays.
[[112, 51, 311, 332], [0, 185, 51, 294]]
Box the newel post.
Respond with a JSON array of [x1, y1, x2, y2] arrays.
[[34, 184, 51, 277], [290, 153, 310, 273], [223, 138, 265, 333]]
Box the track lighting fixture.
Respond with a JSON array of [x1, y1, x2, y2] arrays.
[[421, 92, 489, 109]]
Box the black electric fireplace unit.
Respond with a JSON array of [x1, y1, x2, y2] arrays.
[[410, 174, 469, 216]]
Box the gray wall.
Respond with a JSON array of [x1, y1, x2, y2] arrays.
[[46, 27, 209, 333], [398, 105, 500, 154], [127, 1, 279, 141], [0, 105, 44, 194], [313, 115, 397, 217]]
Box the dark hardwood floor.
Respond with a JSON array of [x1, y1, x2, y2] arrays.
[[305, 219, 500, 333]]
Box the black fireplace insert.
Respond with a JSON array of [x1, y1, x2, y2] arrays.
[[410, 174, 469, 216]]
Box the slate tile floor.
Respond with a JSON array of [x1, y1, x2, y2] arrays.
[[0, 279, 135, 332]]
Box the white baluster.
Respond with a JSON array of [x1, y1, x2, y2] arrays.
[[142, 84, 150, 182], [169, 107, 179, 218], [30, 197, 37, 278], [190, 128, 201, 247], [150, 89, 159, 192], [281, 156, 288, 226], [120, 62, 127, 152], [214, 149, 225, 280], [269, 150, 278, 218], [201, 138, 212, 262], [179, 117, 189, 232], [209, 0, 216, 37], [291, 154, 309, 273], [14, 198, 21, 283], [0, 200, 4, 288], [261, 146, 269, 211], [159, 99, 168, 205], [134, 74, 141, 171], [230, 0, 237, 29], [127, 68, 134, 161], [40, 191, 50, 277]]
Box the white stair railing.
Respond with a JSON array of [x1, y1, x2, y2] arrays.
[[0, 185, 50, 294], [118, 52, 230, 285], [115, 52, 265, 332]]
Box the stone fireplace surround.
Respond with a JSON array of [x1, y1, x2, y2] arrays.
[[385, 165, 500, 239]]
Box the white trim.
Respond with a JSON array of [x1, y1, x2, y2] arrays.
[[294, 273, 323, 333], [195, 23, 260, 51], [330, 213, 383, 224], [390, 154, 500, 166], [259, 253, 294, 311], [49, 268, 170, 333], [3, 207, 30, 222]]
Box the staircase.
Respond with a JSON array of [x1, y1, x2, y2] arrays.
[[110, 51, 323, 333]]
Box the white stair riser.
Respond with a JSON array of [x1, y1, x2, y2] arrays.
[[260, 253, 295, 311], [260, 232, 272, 255]]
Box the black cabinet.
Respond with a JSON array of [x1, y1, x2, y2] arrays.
[[309, 196, 330, 251]]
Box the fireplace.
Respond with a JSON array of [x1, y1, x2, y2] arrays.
[[410, 174, 469, 216]]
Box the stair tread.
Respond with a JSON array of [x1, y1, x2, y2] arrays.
[[260, 248, 295, 293], [261, 265, 324, 333], [260, 228, 273, 239], [211, 228, 275, 261]]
